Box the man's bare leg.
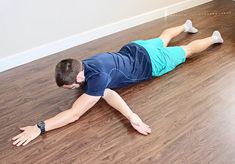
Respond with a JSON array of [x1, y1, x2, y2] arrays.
[[182, 31, 224, 58], [159, 20, 198, 47]]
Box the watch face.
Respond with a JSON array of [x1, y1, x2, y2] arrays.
[[38, 121, 44, 126], [38, 121, 45, 128]]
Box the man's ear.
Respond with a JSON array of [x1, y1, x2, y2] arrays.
[[76, 72, 82, 82], [76, 73, 80, 82]]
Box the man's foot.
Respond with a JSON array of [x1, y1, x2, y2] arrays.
[[184, 19, 198, 33], [212, 31, 224, 43]]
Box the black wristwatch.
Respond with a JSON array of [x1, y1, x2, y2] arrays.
[[37, 121, 45, 134]]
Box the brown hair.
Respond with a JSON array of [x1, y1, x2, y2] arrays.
[[55, 59, 83, 87]]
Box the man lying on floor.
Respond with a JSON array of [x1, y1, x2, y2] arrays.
[[12, 20, 223, 146]]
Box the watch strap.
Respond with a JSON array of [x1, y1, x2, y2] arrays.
[[37, 121, 45, 134]]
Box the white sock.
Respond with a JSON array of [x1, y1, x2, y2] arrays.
[[212, 31, 224, 43], [184, 19, 198, 33]]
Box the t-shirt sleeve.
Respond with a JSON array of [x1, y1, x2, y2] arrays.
[[85, 73, 111, 96]]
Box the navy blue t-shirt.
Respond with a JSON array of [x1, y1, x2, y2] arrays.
[[82, 43, 152, 96]]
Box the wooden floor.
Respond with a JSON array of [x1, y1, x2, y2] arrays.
[[1, 0, 235, 163]]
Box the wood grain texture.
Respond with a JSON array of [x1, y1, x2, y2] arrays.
[[1, 0, 235, 163]]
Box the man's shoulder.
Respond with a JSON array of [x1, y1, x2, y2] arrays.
[[84, 72, 111, 96]]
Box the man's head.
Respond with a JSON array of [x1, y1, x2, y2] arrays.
[[55, 59, 85, 89]]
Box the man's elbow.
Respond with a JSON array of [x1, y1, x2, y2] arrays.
[[70, 109, 81, 122], [70, 96, 100, 122], [102, 88, 113, 100]]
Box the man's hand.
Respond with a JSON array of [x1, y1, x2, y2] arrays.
[[128, 113, 151, 135], [12, 125, 41, 146]]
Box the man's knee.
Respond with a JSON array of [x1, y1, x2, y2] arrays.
[[158, 36, 169, 47], [181, 46, 192, 58]]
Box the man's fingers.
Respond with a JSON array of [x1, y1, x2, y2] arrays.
[[135, 126, 148, 135], [145, 126, 152, 133], [12, 127, 27, 141], [138, 129, 148, 135], [143, 124, 151, 133], [142, 122, 150, 128], [23, 138, 32, 146], [142, 123, 149, 129], [130, 118, 151, 135], [141, 122, 151, 133], [20, 127, 26, 131], [16, 137, 28, 147], [12, 132, 24, 141], [13, 135, 25, 145], [140, 124, 151, 134]]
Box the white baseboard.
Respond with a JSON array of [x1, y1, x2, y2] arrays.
[[0, 0, 212, 72]]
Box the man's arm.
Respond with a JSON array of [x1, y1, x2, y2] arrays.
[[102, 88, 151, 135], [12, 93, 100, 146]]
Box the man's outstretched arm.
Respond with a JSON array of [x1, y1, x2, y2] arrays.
[[102, 88, 151, 135], [12, 93, 100, 146]]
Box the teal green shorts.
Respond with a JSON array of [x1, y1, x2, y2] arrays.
[[132, 38, 186, 77]]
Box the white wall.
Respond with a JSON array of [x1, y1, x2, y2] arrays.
[[0, 0, 212, 72], [0, 0, 184, 58]]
